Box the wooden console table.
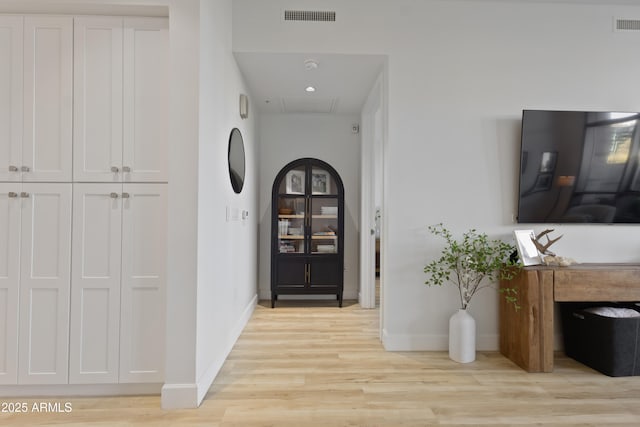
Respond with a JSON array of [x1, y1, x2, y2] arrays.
[[499, 263, 640, 372]]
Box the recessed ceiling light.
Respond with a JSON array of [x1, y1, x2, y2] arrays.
[[305, 86, 316, 92]]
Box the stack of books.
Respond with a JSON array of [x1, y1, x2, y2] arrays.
[[320, 206, 338, 215], [279, 242, 296, 253], [317, 244, 336, 253]]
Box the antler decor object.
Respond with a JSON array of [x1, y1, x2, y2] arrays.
[[530, 229, 576, 266], [530, 229, 562, 256]]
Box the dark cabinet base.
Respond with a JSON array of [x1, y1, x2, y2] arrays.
[[271, 256, 343, 308], [271, 288, 343, 308]]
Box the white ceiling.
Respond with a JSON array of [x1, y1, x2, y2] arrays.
[[234, 52, 386, 114]]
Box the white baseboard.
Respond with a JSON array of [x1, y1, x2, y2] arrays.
[[381, 329, 447, 351], [232, 293, 258, 347], [382, 329, 566, 353], [381, 329, 499, 351], [161, 294, 257, 409], [194, 293, 257, 406], [161, 383, 198, 409], [0, 383, 161, 398]]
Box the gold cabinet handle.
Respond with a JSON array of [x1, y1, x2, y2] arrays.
[[111, 166, 120, 173], [8, 165, 18, 172], [110, 192, 119, 199], [8, 192, 18, 198], [21, 166, 30, 172], [122, 166, 131, 173], [121, 192, 130, 199], [20, 192, 29, 198]]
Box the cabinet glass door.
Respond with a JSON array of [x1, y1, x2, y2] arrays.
[[278, 165, 306, 254], [310, 197, 338, 254], [277, 192, 305, 254], [277, 165, 306, 254], [309, 167, 339, 254]]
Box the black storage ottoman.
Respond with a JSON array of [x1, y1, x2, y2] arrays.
[[560, 302, 640, 377]]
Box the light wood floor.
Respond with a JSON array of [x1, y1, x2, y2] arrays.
[[3, 300, 640, 426]]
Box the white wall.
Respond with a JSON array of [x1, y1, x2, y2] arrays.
[[258, 114, 361, 300], [194, 0, 258, 405], [163, 0, 199, 408], [164, 0, 259, 409], [234, 0, 640, 351]]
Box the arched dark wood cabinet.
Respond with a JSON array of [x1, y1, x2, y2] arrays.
[[271, 158, 345, 307]]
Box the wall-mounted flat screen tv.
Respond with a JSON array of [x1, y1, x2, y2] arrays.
[[518, 110, 640, 224]]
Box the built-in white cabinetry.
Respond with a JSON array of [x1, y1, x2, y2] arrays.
[[119, 184, 167, 383], [0, 185, 20, 385], [0, 15, 73, 386], [68, 184, 121, 384], [0, 16, 73, 183], [0, 13, 167, 390], [69, 15, 168, 386], [73, 17, 168, 183], [0, 16, 23, 183], [0, 184, 71, 385], [70, 184, 167, 384]]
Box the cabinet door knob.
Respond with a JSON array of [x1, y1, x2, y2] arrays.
[[8, 165, 18, 172], [111, 166, 120, 173], [110, 192, 119, 199], [122, 166, 131, 173], [8, 192, 18, 198], [21, 166, 30, 172], [121, 192, 130, 199], [20, 192, 29, 198]]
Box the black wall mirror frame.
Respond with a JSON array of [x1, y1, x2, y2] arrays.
[[228, 128, 246, 194]]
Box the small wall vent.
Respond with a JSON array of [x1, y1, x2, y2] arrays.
[[615, 18, 640, 32], [284, 10, 336, 22]]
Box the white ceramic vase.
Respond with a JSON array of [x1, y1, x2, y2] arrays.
[[449, 308, 476, 363]]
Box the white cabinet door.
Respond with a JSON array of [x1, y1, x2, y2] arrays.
[[74, 17, 167, 184], [119, 184, 166, 383], [73, 18, 123, 183], [122, 18, 168, 183], [22, 17, 72, 182], [69, 184, 122, 384], [0, 17, 23, 183], [0, 184, 21, 384], [18, 183, 71, 384], [70, 183, 167, 384]]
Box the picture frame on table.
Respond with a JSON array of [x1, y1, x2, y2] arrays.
[[286, 170, 305, 194], [514, 229, 542, 266], [311, 169, 331, 195]]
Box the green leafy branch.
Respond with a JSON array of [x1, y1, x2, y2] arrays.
[[424, 223, 521, 310]]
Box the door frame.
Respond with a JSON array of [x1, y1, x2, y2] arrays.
[[359, 69, 386, 311]]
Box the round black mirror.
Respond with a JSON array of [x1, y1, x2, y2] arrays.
[[228, 128, 246, 193]]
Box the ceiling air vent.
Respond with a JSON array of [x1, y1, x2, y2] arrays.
[[615, 18, 640, 32], [284, 10, 336, 22]]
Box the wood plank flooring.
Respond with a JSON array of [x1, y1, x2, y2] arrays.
[[2, 300, 640, 426]]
